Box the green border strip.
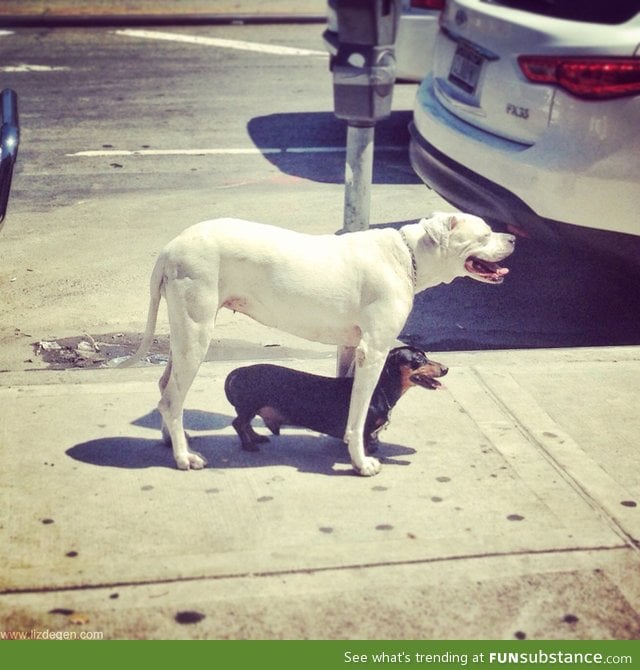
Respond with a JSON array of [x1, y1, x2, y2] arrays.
[[1, 640, 638, 670]]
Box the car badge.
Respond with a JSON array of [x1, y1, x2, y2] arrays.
[[455, 9, 467, 27]]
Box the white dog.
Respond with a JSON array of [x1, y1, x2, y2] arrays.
[[121, 212, 514, 475]]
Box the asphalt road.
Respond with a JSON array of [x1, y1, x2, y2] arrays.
[[1, 22, 639, 372]]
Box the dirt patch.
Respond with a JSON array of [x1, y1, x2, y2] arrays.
[[32, 332, 170, 369]]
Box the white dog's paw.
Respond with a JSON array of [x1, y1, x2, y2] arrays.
[[176, 450, 207, 470], [353, 456, 381, 477]]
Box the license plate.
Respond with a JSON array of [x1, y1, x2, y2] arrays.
[[448, 44, 484, 94]]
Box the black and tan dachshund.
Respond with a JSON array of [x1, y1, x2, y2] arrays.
[[224, 346, 448, 453]]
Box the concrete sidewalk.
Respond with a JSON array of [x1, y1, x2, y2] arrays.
[[1, 346, 639, 639]]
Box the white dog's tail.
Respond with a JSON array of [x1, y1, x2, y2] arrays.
[[117, 254, 164, 368]]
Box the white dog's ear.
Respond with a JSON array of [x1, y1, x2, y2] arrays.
[[423, 213, 458, 247]]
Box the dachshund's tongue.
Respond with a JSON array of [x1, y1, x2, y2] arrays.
[[411, 373, 443, 390]]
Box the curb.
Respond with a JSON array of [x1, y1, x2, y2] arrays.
[[0, 13, 326, 28], [0, 1, 326, 28]]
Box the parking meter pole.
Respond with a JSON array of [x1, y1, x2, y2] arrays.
[[337, 123, 374, 376], [329, 0, 401, 375], [343, 123, 374, 233]]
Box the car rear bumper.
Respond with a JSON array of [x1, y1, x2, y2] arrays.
[[408, 121, 640, 269], [408, 121, 552, 236], [412, 74, 640, 237]]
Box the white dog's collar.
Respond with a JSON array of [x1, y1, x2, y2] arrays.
[[399, 229, 417, 289]]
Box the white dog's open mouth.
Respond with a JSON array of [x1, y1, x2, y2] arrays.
[[465, 257, 510, 284]]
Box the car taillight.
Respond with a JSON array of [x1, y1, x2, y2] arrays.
[[518, 56, 640, 100], [410, 0, 446, 9]]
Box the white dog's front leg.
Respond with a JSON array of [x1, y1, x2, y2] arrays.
[[345, 344, 387, 477]]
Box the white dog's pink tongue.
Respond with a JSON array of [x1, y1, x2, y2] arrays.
[[466, 257, 509, 279]]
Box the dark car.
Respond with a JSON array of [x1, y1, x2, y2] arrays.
[[0, 87, 19, 230]]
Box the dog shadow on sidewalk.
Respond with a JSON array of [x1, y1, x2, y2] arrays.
[[66, 408, 415, 476]]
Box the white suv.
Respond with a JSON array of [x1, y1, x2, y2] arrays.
[[409, 0, 640, 265]]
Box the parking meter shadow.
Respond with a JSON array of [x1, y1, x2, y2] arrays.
[[247, 110, 420, 185]]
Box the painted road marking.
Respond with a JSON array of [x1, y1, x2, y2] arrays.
[[69, 148, 277, 157], [115, 29, 327, 58], [0, 64, 70, 72], [66, 146, 405, 157]]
